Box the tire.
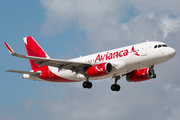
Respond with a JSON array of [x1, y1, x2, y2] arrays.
[[150, 74, 154, 78], [82, 81, 88, 88], [153, 74, 156, 78], [82, 81, 92, 89], [115, 84, 120, 91], [87, 82, 92, 89], [111, 84, 116, 91]]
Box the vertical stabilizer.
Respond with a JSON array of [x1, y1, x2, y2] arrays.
[[23, 36, 50, 70]]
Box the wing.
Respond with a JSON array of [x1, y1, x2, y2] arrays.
[[4, 42, 91, 74]]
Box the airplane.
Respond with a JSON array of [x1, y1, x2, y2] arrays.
[[4, 36, 176, 91]]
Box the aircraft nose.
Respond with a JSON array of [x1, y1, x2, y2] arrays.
[[168, 47, 176, 58]]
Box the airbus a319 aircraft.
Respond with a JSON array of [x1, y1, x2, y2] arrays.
[[4, 36, 176, 91]]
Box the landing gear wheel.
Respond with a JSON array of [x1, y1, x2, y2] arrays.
[[111, 75, 121, 92], [82, 81, 92, 89], [111, 84, 121, 91], [87, 82, 92, 89], [111, 84, 116, 91], [116, 84, 120, 91], [150, 73, 156, 78], [150, 74, 154, 78], [83, 81, 88, 88], [153, 74, 156, 78]]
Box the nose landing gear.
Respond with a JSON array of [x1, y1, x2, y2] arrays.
[[149, 66, 157, 79]]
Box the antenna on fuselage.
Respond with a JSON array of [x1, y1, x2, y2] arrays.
[[146, 40, 149, 42]]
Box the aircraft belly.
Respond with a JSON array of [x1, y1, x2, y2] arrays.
[[59, 71, 85, 81]]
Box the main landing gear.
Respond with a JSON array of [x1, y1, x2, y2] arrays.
[[82, 76, 121, 91], [111, 75, 121, 92], [82, 77, 92, 89]]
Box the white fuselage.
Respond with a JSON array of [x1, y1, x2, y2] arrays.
[[23, 41, 176, 82], [38, 41, 175, 82]]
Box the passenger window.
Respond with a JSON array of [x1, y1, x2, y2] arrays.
[[158, 45, 162, 48], [154, 45, 157, 48]]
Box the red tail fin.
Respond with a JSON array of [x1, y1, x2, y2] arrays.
[[23, 36, 50, 70]]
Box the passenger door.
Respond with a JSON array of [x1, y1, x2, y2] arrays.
[[141, 43, 148, 56]]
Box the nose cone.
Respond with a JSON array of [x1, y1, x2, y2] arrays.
[[168, 47, 176, 58]]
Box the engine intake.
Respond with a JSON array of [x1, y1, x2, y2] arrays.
[[86, 62, 112, 77]]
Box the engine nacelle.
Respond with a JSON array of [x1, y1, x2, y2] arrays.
[[126, 67, 156, 82], [86, 63, 112, 77]]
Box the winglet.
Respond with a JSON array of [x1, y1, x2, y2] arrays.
[[4, 42, 15, 54]]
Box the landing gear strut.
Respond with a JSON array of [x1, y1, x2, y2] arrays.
[[82, 77, 92, 89], [111, 75, 121, 92]]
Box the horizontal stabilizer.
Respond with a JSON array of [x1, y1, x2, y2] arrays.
[[5, 70, 41, 75]]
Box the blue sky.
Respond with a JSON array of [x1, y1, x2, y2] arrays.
[[1, 0, 180, 120], [0, 1, 91, 119], [0, 0, 69, 118], [0, 0, 46, 115]]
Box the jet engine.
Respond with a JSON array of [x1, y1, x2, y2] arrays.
[[86, 63, 112, 77], [126, 67, 156, 82]]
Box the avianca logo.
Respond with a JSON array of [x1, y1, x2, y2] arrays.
[[131, 46, 140, 56], [95, 46, 140, 63], [95, 66, 103, 72]]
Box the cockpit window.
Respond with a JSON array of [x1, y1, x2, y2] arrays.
[[162, 44, 168, 47], [154, 44, 168, 49], [158, 45, 162, 48]]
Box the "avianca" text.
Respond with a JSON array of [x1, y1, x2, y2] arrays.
[[95, 49, 128, 63], [95, 46, 140, 63]]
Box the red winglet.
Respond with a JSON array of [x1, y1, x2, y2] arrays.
[[4, 42, 14, 54]]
